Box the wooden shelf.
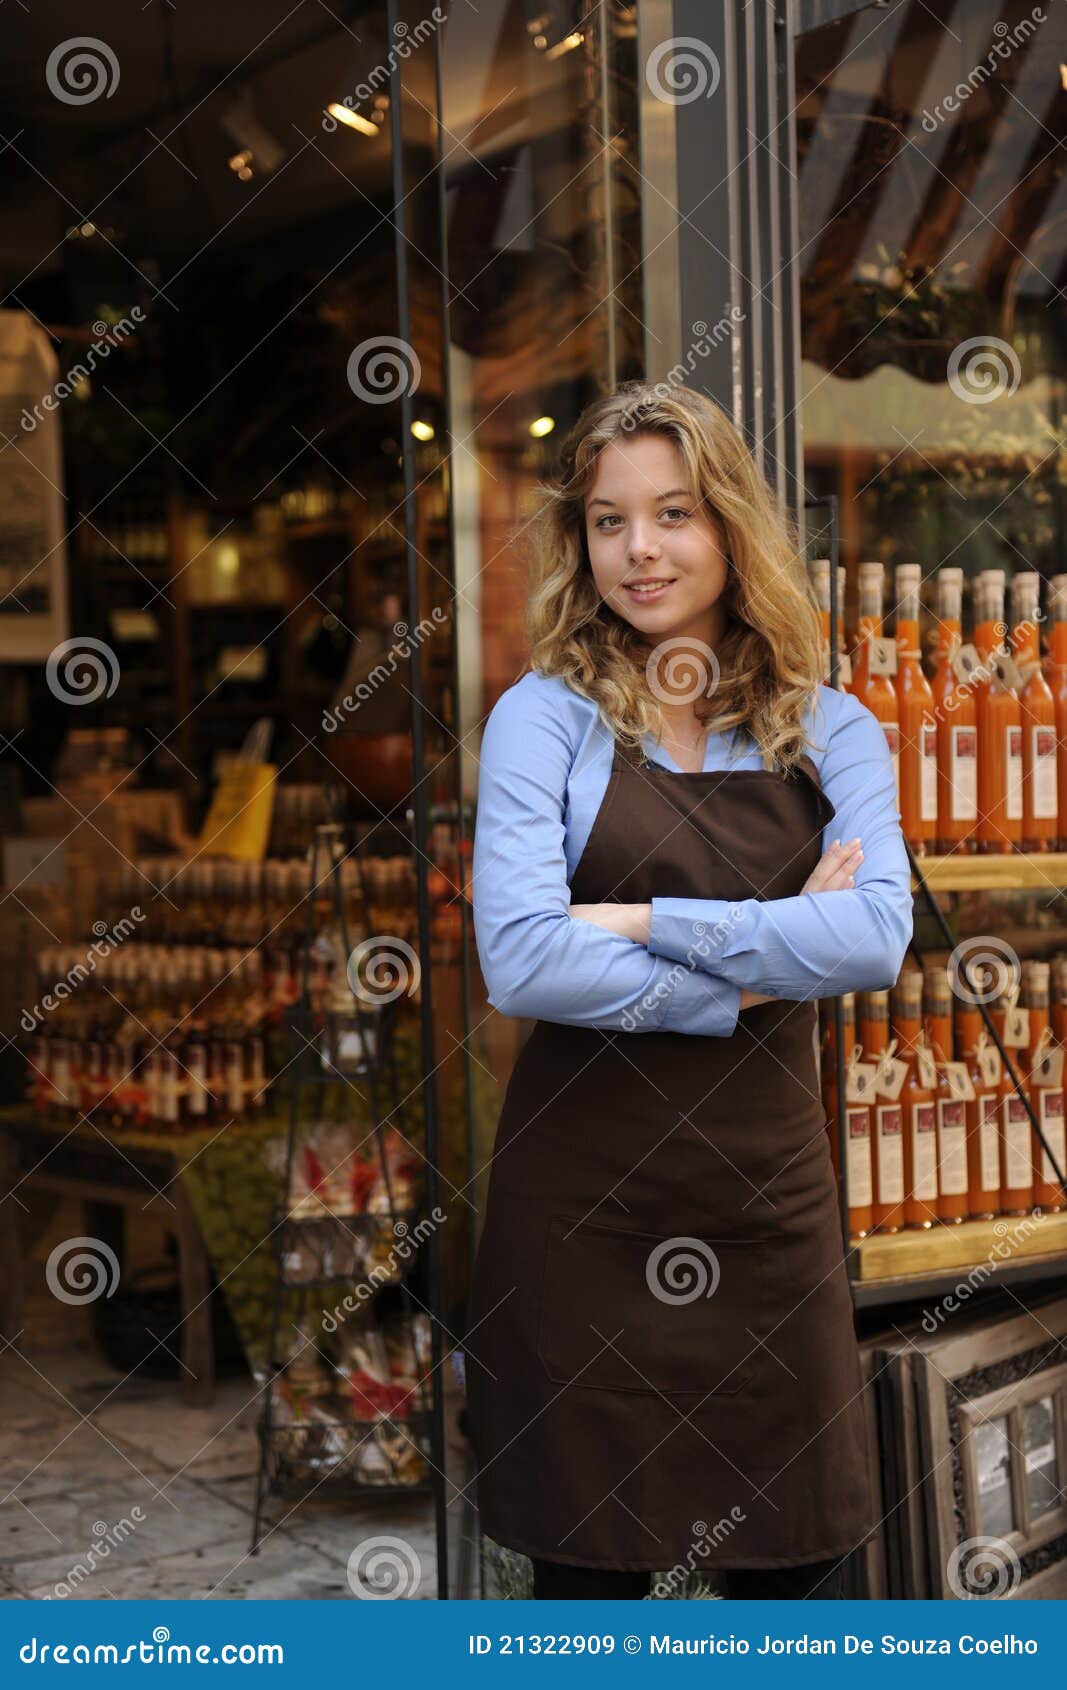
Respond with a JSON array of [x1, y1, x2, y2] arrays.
[[912, 851, 1067, 892], [850, 1209, 1067, 1298]]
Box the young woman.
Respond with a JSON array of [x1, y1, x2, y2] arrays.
[[465, 383, 912, 1601]]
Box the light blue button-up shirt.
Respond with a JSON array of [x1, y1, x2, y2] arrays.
[[472, 670, 913, 1038]]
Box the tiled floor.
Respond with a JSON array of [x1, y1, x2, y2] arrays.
[[0, 1197, 477, 1599]]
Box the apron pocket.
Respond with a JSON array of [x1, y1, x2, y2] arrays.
[[536, 1213, 773, 1396]]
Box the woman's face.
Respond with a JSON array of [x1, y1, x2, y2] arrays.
[[583, 433, 730, 653]]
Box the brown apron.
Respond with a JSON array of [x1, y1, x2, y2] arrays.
[[466, 732, 875, 1571]]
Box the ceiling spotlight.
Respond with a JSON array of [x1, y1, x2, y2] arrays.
[[529, 415, 555, 438], [411, 419, 435, 442], [220, 85, 286, 175], [326, 101, 380, 136], [545, 32, 583, 60]]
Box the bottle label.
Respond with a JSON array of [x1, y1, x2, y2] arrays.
[[916, 1044, 938, 1090], [1032, 726, 1058, 819], [952, 643, 982, 686], [1003, 1094, 1032, 1190], [869, 638, 898, 677], [187, 1047, 208, 1117], [936, 1098, 968, 1194], [875, 1104, 904, 1203], [1039, 1089, 1066, 1185], [1006, 725, 1024, 820], [979, 1094, 1000, 1192], [912, 1102, 938, 1200], [1003, 1006, 1029, 1049], [921, 724, 938, 820], [944, 1060, 975, 1102], [978, 1043, 1002, 1087], [950, 726, 978, 822], [847, 1108, 873, 1207]]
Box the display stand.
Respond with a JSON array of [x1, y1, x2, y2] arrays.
[[250, 813, 442, 1555]]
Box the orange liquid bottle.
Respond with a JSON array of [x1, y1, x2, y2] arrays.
[[1011, 571, 1057, 852], [930, 567, 978, 855], [974, 569, 1023, 853], [1022, 961, 1066, 1214], [895, 564, 937, 854], [822, 994, 874, 1237], [990, 985, 1034, 1213], [923, 966, 968, 1222], [891, 971, 939, 1228], [859, 990, 903, 1233], [811, 559, 832, 679], [1048, 575, 1067, 850], [850, 561, 900, 802], [955, 1003, 1002, 1219]]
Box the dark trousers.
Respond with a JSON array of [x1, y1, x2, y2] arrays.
[[531, 1554, 848, 1600]]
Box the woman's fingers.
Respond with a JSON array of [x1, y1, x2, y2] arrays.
[[803, 838, 863, 894]]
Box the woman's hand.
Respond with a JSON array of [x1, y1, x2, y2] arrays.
[[569, 902, 651, 944], [802, 837, 863, 895]]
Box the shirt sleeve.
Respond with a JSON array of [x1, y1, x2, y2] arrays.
[[472, 677, 742, 1037], [646, 688, 913, 999]]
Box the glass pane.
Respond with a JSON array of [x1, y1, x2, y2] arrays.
[[974, 1416, 1015, 1538], [795, 1, 1067, 583], [1022, 1395, 1059, 1520]]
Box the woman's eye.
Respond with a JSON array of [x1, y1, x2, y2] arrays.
[[595, 514, 623, 530], [663, 507, 690, 521]]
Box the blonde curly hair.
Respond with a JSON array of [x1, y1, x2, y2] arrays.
[[518, 381, 825, 774]]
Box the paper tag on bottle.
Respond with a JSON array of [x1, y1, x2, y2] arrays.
[[990, 649, 1025, 692], [1035, 1045, 1065, 1088], [977, 1042, 1002, 1087], [952, 642, 983, 685], [916, 1044, 938, 1090], [875, 1056, 909, 1101], [868, 636, 898, 677], [846, 1060, 879, 1104], [1003, 1005, 1030, 1048], [944, 1060, 976, 1102]]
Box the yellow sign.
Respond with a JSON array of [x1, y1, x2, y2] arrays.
[[198, 762, 276, 860]]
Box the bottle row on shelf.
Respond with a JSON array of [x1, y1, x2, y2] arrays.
[[809, 561, 1067, 854], [22, 926, 410, 1128], [267, 1311, 432, 1489], [821, 958, 1067, 1240]]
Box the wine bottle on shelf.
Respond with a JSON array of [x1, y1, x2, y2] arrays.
[[954, 1001, 1002, 1220], [891, 971, 939, 1228], [1048, 576, 1067, 851], [1010, 571, 1058, 852], [930, 566, 978, 855], [858, 989, 904, 1233], [1022, 960, 1066, 1215], [894, 564, 937, 854], [822, 994, 875, 1238], [974, 569, 1023, 854], [922, 966, 969, 1222], [849, 562, 900, 798]]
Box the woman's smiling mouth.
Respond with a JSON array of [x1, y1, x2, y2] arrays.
[[623, 577, 677, 602]]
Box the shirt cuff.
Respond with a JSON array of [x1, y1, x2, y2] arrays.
[[654, 965, 742, 1038], [648, 896, 746, 972]]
